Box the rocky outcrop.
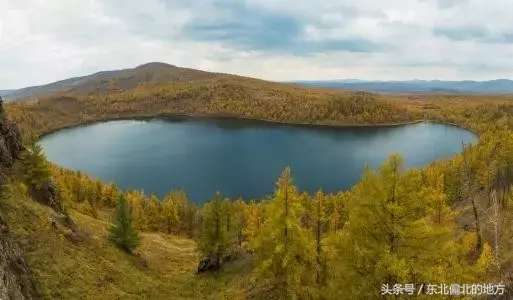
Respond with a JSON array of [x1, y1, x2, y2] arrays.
[[197, 248, 246, 273], [31, 180, 61, 213], [0, 214, 39, 300], [0, 96, 40, 299], [0, 97, 23, 184], [197, 256, 220, 273]]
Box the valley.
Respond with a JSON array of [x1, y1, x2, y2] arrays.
[[1, 63, 512, 299]]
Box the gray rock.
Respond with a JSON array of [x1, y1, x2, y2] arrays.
[[197, 256, 220, 273], [0, 221, 39, 300], [0, 97, 40, 299]]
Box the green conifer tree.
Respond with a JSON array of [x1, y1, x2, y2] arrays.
[[15, 136, 51, 190], [109, 194, 140, 252]]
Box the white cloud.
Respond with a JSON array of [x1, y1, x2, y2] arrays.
[[1, 0, 513, 89]]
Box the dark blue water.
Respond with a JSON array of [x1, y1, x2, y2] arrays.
[[39, 117, 476, 203]]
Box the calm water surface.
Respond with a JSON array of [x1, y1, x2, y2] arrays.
[[39, 117, 476, 203]]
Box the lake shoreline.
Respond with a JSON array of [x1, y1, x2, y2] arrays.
[[39, 115, 477, 201], [38, 113, 476, 139]]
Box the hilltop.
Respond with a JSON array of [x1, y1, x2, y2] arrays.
[[5, 62, 513, 102], [2, 62, 226, 101], [4, 63, 417, 137]]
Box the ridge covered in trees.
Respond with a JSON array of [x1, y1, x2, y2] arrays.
[[3, 72, 513, 299], [6, 79, 415, 137]]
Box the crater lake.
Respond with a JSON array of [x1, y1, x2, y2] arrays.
[[39, 117, 476, 203]]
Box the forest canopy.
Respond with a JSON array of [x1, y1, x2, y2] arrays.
[[3, 76, 513, 299]]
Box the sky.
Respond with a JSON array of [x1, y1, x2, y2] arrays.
[[1, 0, 513, 89]]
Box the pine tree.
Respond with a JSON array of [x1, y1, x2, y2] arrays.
[[15, 136, 51, 190], [252, 167, 316, 299], [198, 192, 230, 270], [109, 194, 140, 252]]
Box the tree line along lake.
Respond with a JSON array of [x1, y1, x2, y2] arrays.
[[39, 117, 477, 203]]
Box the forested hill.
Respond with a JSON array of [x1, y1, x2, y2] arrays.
[[3, 90, 513, 299], [5, 68, 417, 137], [2, 62, 226, 100], [3, 63, 513, 299]]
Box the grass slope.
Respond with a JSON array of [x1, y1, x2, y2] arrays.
[[1, 183, 253, 300]]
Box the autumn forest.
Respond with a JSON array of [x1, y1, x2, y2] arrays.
[[2, 69, 513, 299]]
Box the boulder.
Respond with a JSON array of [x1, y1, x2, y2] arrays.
[[197, 256, 220, 273], [32, 180, 63, 213], [0, 96, 23, 184]]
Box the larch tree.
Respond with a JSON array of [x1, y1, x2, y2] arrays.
[[145, 194, 162, 231], [329, 154, 474, 298], [172, 190, 189, 233], [162, 192, 180, 234], [198, 192, 230, 270], [233, 198, 247, 247], [125, 190, 148, 231], [460, 144, 483, 252], [102, 183, 120, 208], [312, 190, 328, 285], [327, 193, 345, 233], [252, 167, 316, 300], [221, 198, 235, 239], [244, 199, 264, 250], [94, 179, 104, 207]]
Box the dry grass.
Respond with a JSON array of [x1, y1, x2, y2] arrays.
[[1, 184, 252, 299]]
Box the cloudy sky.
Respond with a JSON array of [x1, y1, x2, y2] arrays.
[[1, 0, 513, 89]]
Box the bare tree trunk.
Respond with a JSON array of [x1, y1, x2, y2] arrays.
[[490, 190, 501, 270], [316, 197, 321, 284], [471, 196, 483, 251], [462, 143, 483, 251]]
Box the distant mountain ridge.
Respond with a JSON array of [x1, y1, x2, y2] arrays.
[[2, 62, 223, 101], [294, 79, 513, 94], [4, 62, 513, 100], [0, 90, 14, 98]]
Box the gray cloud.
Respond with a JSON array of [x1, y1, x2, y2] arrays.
[[1, 0, 513, 89], [434, 25, 513, 43], [434, 0, 469, 9]]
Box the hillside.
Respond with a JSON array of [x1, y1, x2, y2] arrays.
[[1, 65, 513, 299], [0, 90, 14, 98], [6, 62, 513, 100], [4, 64, 417, 137], [2, 63, 225, 101], [1, 186, 253, 299]]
